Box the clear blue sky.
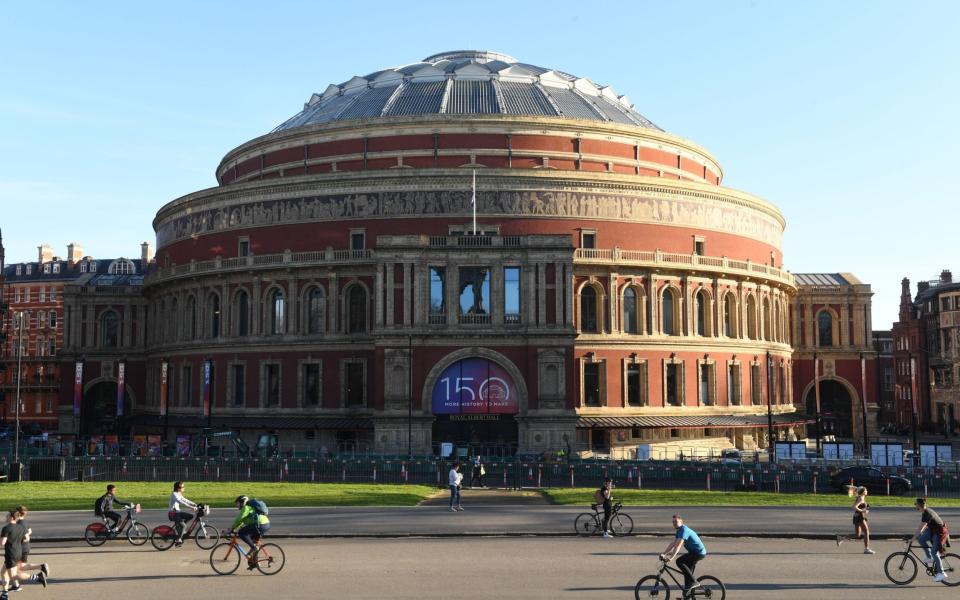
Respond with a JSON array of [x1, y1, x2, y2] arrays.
[[2, 1, 958, 328]]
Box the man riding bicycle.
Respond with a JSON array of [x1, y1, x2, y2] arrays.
[[913, 497, 949, 583], [97, 484, 131, 533], [230, 495, 270, 570], [168, 481, 198, 548], [659, 514, 707, 595]]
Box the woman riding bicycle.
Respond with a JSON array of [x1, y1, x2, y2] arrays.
[[168, 481, 198, 547], [230, 496, 270, 570]]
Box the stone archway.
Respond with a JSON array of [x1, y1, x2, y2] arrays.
[[804, 378, 859, 439], [81, 377, 135, 436]]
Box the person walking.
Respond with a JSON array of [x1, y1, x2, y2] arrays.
[[448, 462, 463, 512], [913, 497, 949, 582], [13, 507, 48, 588], [469, 455, 484, 488], [659, 514, 707, 595], [836, 486, 874, 554]]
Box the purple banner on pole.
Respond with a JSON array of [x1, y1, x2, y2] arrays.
[[202, 360, 211, 417], [116, 362, 125, 416], [73, 361, 84, 417]]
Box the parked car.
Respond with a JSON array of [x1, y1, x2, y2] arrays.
[[830, 466, 911, 496], [719, 449, 742, 465]]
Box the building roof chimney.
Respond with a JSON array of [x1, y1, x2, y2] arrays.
[[941, 269, 953, 284], [38, 244, 54, 264], [66, 243, 83, 265], [141, 241, 154, 264], [918, 281, 930, 293]]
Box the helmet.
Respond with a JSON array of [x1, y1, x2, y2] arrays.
[[234, 495, 248, 506]]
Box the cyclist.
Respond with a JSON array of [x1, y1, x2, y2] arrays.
[[168, 481, 198, 548], [230, 495, 270, 570], [913, 497, 948, 582], [659, 514, 707, 595], [97, 484, 131, 533]]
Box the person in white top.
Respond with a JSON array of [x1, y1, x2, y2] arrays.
[[448, 463, 464, 512], [168, 481, 198, 546]]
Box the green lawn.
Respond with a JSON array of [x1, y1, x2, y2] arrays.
[[0, 482, 439, 511], [543, 488, 960, 507]]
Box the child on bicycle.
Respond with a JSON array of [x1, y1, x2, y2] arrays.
[[659, 514, 707, 594], [168, 481, 198, 547], [230, 496, 270, 570]]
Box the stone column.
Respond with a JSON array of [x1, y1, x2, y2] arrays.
[[607, 273, 618, 333], [328, 273, 338, 333], [648, 276, 658, 335], [252, 279, 262, 336], [840, 303, 850, 347], [525, 263, 536, 327], [554, 262, 564, 326], [383, 263, 394, 327], [402, 263, 412, 326], [491, 261, 503, 325], [804, 303, 814, 348], [564, 265, 573, 326], [288, 278, 298, 334], [122, 300, 132, 348], [538, 264, 548, 327]]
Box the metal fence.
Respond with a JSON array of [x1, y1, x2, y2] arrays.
[[8, 456, 960, 498]]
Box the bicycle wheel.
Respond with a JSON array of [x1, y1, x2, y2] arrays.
[[883, 551, 918, 585], [693, 575, 725, 599], [610, 513, 634, 536], [939, 553, 960, 587], [127, 522, 149, 546], [84, 524, 108, 547], [255, 543, 286, 575], [210, 542, 241, 575], [194, 524, 220, 550], [150, 527, 176, 551], [574, 513, 599, 536], [635, 575, 670, 599]]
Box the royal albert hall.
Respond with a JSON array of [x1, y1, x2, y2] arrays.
[[138, 50, 805, 457]]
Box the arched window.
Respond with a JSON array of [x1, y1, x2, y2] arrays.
[[235, 291, 249, 337], [745, 296, 757, 340], [695, 291, 707, 336], [107, 258, 136, 275], [723, 294, 735, 337], [347, 286, 367, 334], [662, 288, 676, 336], [157, 300, 166, 342], [101, 310, 119, 348], [580, 286, 598, 333], [818, 311, 833, 347], [186, 296, 197, 340], [269, 289, 285, 335], [209, 293, 221, 338], [307, 287, 325, 334], [622, 287, 638, 334]]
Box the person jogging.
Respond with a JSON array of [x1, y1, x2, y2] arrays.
[[659, 514, 707, 594], [13, 507, 48, 589], [913, 497, 949, 583], [836, 486, 874, 554]]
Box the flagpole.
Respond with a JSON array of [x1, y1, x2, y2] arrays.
[[472, 169, 477, 235]]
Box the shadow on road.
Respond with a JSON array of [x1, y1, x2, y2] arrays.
[[54, 574, 222, 584]]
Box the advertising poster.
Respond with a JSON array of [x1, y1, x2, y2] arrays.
[[147, 435, 162, 457], [159, 361, 169, 417], [105, 435, 119, 455], [202, 360, 212, 417], [73, 361, 84, 417], [88, 435, 104, 456], [116, 362, 125, 416], [176, 435, 191, 457], [431, 358, 519, 414], [132, 435, 147, 457]]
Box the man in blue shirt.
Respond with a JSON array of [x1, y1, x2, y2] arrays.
[[659, 514, 707, 593]]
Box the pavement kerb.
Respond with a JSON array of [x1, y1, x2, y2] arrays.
[[30, 532, 915, 543]]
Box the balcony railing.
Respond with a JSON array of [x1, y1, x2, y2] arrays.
[[145, 248, 375, 284], [458, 313, 492, 325], [574, 248, 796, 286]]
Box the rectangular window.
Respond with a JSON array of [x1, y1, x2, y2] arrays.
[[350, 231, 365, 251], [727, 363, 741, 405], [751, 364, 762, 406], [39, 288, 45, 303], [14, 289, 20, 303], [302, 363, 321, 407], [666, 363, 683, 406], [344, 362, 365, 408], [24, 288, 30, 303], [626, 362, 647, 407], [231, 365, 245, 407], [504, 266, 521, 323], [263, 363, 280, 407], [182, 365, 193, 407], [583, 362, 601, 407], [581, 231, 596, 249], [52, 263, 60, 274], [429, 267, 445, 315], [693, 236, 705, 256], [458, 267, 490, 318], [238, 238, 250, 257], [884, 367, 894, 391], [699, 363, 714, 406]]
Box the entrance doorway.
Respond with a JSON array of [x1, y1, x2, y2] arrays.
[[432, 415, 518, 458], [81, 381, 129, 435], [805, 380, 853, 439]]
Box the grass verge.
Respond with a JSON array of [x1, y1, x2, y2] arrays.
[[0, 482, 438, 511], [543, 488, 960, 507]]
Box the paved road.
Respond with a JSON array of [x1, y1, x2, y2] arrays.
[[24, 505, 960, 539], [24, 537, 960, 599]]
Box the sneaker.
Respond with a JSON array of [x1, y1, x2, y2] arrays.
[[836, 534, 844, 547], [247, 560, 257, 571], [36, 573, 46, 589], [174, 541, 183, 548], [456, 506, 464, 511], [449, 507, 457, 512], [934, 573, 948, 583], [8, 585, 20, 593], [864, 548, 876, 554], [40, 564, 50, 578], [602, 532, 613, 538]]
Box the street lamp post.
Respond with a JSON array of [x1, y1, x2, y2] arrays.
[[813, 352, 822, 456], [859, 351, 869, 458], [13, 311, 24, 466], [408, 334, 413, 458], [909, 352, 919, 465], [766, 351, 774, 463]]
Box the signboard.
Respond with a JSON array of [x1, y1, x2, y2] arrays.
[[159, 361, 169, 417], [73, 361, 84, 417], [431, 358, 518, 415], [919, 444, 953, 467], [775, 442, 807, 462], [822, 442, 855, 461], [440, 442, 454, 458], [871, 443, 903, 467], [202, 360, 212, 417], [636, 444, 651, 461], [116, 362, 126, 417]]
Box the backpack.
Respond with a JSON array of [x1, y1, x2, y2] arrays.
[[593, 488, 605, 504], [248, 498, 269, 516], [94, 494, 108, 517]]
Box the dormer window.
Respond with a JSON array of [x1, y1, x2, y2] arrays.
[[15, 264, 22, 276], [25, 265, 32, 275], [108, 259, 136, 275], [52, 263, 60, 274], [43, 263, 51, 274], [80, 262, 88, 273], [89, 262, 97, 272]]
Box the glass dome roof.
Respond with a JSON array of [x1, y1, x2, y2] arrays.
[[272, 50, 661, 132]]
